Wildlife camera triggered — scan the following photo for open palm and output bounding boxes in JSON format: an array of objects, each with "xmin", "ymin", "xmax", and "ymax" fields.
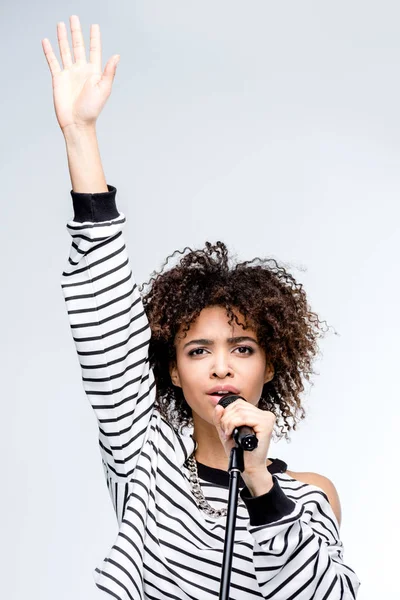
[{"xmin": 42, "ymin": 15, "xmax": 119, "ymax": 131}]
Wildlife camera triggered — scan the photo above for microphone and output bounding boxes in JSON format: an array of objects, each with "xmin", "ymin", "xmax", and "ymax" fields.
[{"xmin": 217, "ymin": 394, "xmax": 258, "ymax": 451}]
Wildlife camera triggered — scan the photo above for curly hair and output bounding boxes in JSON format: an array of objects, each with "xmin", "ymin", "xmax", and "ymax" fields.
[{"xmin": 139, "ymin": 241, "xmax": 332, "ymax": 442}]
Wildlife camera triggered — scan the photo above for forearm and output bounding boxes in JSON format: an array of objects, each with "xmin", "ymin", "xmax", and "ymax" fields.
[{"xmin": 63, "ymin": 124, "xmax": 108, "ymax": 193}]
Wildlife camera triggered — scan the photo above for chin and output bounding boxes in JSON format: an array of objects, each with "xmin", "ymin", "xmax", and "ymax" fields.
[{"xmin": 191, "ymin": 407, "xmax": 215, "ymax": 426}]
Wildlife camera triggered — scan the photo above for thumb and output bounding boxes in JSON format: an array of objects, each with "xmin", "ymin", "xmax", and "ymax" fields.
[
  {"xmin": 99, "ymin": 55, "xmax": 120, "ymax": 88},
  {"xmin": 212, "ymin": 404, "xmax": 225, "ymax": 429}
]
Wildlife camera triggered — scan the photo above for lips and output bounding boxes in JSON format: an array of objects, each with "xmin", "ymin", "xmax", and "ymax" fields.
[
  {"xmin": 206, "ymin": 385, "xmax": 240, "ymax": 405},
  {"xmin": 207, "ymin": 385, "xmax": 240, "ymax": 395}
]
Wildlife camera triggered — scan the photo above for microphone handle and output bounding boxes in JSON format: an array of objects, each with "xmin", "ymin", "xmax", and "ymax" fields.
[{"xmin": 217, "ymin": 395, "xmax": 259, "ymax": 451}]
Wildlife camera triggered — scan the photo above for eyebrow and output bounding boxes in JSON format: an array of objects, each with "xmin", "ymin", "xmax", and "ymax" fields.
[{"xmin": 183, "ymin": 336, "xmax": 258, "ymax": 349}]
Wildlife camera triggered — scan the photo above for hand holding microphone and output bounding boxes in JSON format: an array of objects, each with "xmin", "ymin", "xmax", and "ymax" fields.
[
  {"xmin": 212, "ymin": 395, "xmax": 276, "ymax": 476},
  {"xmin": 217, "ymin": 394, "xmax": 259, "ymax": 450}
]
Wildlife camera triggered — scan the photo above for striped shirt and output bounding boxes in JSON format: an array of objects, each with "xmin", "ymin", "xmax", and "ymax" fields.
[{"xmin": 61, "ymin": 184, "xmax": 361, "ymax": 600}]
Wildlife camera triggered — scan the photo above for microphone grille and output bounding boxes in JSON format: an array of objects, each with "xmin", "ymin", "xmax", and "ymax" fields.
[{"xmin": 217, "ymin": 394, "xmax": 244, "ymax": 408}]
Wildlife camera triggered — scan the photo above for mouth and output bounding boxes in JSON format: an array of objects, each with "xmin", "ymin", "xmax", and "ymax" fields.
[
  {"xmin": 207, "ymin": 393, "xmax": 231, "ymax": 406},
  {"xmin": 206, "ymin": 386, "xmax": 240, "ymax": 405}
]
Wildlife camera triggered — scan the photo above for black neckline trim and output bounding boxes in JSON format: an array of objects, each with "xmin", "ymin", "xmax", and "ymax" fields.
[{"xmin": 196, "ymin": 457, "xmax": 287, "ymax": 488}]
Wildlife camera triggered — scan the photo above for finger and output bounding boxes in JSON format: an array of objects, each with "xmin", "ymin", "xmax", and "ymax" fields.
[
  {"xmin": 214, "ymin": 407, "xmax": 231, "ymax": 442},
  {"xmin": 42, "ymin": 38, "xmax": 62, "ymax": 77},
  {"xmin": 220, "ymin": 411, "xmax": 257, "ymax": 436},
  {"xmin": 57, "ymin": 22, "xmax": 73, "ymax": 69},
  {"xmin": 98, "ymin": 55, "xmax": 120, "ymax": 90},
  {"xmin": 212, "ymin": 404, "xmax": 224, "ymax": 429},
  {"xmin": 70, "ymin": 14, "xmax": 86, "ymax": 63},
  {"xmin": 215, "ymin": 408, "xmax": 232, "ymax": 442},
  {"xmin": 89, "ymin": 23, "xmax": 102, "ymax": 72}
]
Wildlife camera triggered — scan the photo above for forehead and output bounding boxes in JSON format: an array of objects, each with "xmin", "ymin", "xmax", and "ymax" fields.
[{"xmin": 176, "ymin": 305, "xmax": 256, "ymax": 342}]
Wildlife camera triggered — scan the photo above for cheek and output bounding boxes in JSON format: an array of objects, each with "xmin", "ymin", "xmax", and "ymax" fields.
[
  {"xmin": 244, "ymin": 356, "xmax": 266, "ymax": 376},
  {"xmin": 177, "ymin": 358, "xmax": 201, "ymax": 386},
  {"xmin": 179, "ymin": 363, "xmax": 210, "ymax": 400}
]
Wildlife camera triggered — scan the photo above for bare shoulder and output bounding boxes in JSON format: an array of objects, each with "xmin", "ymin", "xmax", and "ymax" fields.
[{"xmin": 285, "ymin": 469, "xmax": 342, "ymax": 528}]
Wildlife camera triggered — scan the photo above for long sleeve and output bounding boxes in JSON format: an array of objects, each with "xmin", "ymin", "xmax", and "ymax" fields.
[
  {"xmin": 61, "ymin": 184, "xmax": 155, "ymax": 481},
  {"xmin": 238, "ymin": 476, "xmax": 361, "ymax": 599}
]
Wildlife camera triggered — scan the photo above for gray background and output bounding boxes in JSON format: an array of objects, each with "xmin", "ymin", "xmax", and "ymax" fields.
[{"xmin": 1, "ymin": 1, "xmax": 398, "ymax": 598}]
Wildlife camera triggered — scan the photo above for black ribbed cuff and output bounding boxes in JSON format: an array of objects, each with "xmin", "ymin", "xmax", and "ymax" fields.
[
  {"xmin": 70, "ymin": 184, "xmax": 119, "ymax": 223},
  {"xmin": 240, "ymin": 475, "xmax": 296, "ymax": 526}
]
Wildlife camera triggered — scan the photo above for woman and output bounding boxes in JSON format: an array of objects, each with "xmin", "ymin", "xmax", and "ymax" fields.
[{"xmin": 42, "ymin": 15, "xmax": 361, "ymax": 599}]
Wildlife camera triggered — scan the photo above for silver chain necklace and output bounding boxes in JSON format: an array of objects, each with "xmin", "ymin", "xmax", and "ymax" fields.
[{"xmin": 186, "ymin": 452, "xmax": 228, "ymax": 518}]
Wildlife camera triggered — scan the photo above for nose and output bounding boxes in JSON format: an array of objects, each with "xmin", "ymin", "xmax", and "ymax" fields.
[{"xmin": 211, "ymin": 351, "xmax": 233, "ymax": 379}]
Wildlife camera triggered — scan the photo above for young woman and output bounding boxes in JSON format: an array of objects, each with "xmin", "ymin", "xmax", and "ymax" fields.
[{"xmin": 42, "ymin": 15, "xmax": 361, "ymax": 600}]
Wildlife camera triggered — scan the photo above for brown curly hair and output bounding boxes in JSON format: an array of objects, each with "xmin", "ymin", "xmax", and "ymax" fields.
[{"xmin": 139, "ymin": 241, "xmax": 332, "ymax": 442}]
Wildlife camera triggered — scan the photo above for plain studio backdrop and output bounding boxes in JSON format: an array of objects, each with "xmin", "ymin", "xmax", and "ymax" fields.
[{"xmin": 1, "ymin": 1, "xmax": 398, "ymax": 598}]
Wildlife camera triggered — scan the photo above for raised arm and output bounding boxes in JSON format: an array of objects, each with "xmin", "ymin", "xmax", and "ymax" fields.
[{"xmin": 42, "ymin": 16, "xmax": 156, "ymax": 484}]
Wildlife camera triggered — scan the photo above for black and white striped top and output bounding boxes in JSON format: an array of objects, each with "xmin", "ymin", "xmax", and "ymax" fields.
[{"xmin": 61, "ymin": 184, "xmax": 361, "ymax": 600}]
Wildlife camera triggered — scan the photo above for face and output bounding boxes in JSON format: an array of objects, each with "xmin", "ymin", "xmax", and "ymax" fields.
[{"xmin": 169, "ymin": 305, "xmax": 274, "ymax": 425}]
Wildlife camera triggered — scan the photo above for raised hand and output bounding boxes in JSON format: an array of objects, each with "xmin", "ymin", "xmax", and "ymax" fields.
[{"xmin": 41, "ymin": 15, "xmax": 120, "ymax": 132}]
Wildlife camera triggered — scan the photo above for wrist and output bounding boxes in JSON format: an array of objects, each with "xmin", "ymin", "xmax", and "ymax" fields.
[
  {"xmin": 63, "ymin": 123, "xmax": 108, "ymax": 193},
  {"xmin": 63, "ymin": 122, "xmax": 97, "ymax": 143},
  {"xmin": 242, "ymin": 471, "xmax": 274, "ymax": 497}
]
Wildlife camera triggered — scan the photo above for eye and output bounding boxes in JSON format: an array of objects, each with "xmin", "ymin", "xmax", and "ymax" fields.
[
  {"xmin": 187, "ymin": 346, "xmax": 255, "ymax": 357},
  {"xmin": 188, "ymin": 348, "xmax": 208, "ymax": 356},
  {"xmin": 234, "ymin": 346, "xmax": 254, "ymax": 355}
]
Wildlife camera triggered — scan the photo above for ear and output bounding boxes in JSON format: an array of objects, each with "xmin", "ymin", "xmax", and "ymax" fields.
[
  {"xmin": 169, "ymin": 361, "xmax": 182, "ymax": 388},
  {"xmin": 264, "ymin": 362, "xmax": 274, "ymax": 384}
]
